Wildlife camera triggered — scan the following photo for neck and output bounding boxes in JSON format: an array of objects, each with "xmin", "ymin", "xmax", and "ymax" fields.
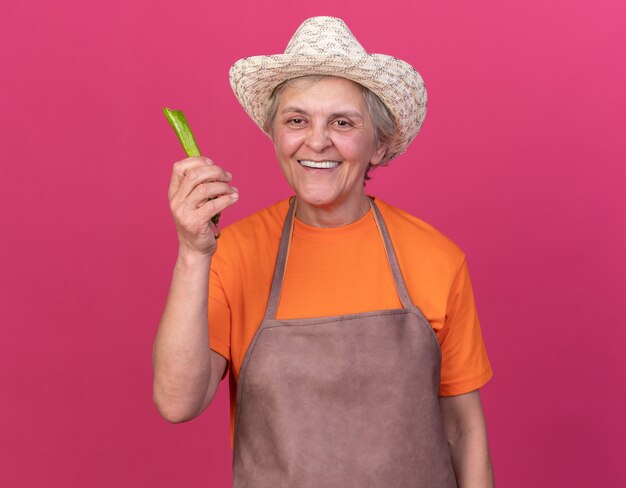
[{"xmin": 294, "ymin": 194, "xmax": 372, "ymax": 228}]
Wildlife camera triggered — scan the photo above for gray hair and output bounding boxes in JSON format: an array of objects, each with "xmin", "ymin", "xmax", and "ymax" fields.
[{"xmin": 263, "ymin": 75, "xmax": 398, "ymax": 179}]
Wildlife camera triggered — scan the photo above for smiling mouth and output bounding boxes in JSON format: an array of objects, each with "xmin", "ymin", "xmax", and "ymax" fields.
[{"xmin": 298, "ymin": 160, "xmax": 341, "ymax": 169}]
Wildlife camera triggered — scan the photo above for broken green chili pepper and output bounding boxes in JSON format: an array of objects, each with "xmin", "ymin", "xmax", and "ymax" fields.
[{"xmin": 163, "ymin": 107, "xmax": 221, "ymax": 238}]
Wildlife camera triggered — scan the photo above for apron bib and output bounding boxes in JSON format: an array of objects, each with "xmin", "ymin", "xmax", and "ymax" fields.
[{"xmin": 232, "ymin": 199, "xmax": 457, "ymax": 487}]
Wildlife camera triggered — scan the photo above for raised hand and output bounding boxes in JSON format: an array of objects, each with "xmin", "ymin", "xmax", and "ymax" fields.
[{"xmin": 168, "ymin": 156, "xmax": 239, "ymax": 257}]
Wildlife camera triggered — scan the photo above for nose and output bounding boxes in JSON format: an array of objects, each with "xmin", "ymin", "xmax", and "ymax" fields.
[{"xmin": 305, "ymin": 122, "xmax": 332, "ymax": 153}]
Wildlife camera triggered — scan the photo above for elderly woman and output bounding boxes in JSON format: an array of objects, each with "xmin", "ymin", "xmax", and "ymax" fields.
[{"xmin": 153, "ymin": 16, "xmax": 494, "ymax": 488}]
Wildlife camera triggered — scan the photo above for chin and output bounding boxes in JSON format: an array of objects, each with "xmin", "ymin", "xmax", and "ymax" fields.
[
  {"xmin": 294, "ymin": 185, "xmax": 339, "ymax": 205},
  {"xmin": 297, "ymin": 195, "xmax": 336, "ymax": 208}
]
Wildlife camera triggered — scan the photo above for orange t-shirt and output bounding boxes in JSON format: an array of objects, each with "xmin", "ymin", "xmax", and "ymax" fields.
[{"xmin": 209, "ymin": 197, "xmax": 493, "ymax": 444}]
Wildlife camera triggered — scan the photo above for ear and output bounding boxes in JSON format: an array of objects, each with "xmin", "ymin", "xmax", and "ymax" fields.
[{"xmin": 370, "ymin": 140, "xmax": 388, "ymax": 167}]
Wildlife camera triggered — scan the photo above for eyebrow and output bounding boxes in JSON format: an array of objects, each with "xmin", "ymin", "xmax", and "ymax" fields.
[{"xmin": 280, "ymin": 106, "xmax": 365, "ymax": 120}]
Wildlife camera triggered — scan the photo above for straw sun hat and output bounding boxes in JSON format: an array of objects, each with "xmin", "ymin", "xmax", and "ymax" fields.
[{"xmin": 229, "ymin": 16, "xmax": 427, "ymax": 161}]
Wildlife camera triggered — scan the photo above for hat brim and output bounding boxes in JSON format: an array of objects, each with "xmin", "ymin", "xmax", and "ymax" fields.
[{"xmin": 229, "ymin": 53, "xmax": 427, "ymax": 161}]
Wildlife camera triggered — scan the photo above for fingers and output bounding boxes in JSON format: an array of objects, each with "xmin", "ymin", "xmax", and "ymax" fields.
[
  {"xmin": 169, "ymin": 157, "xmax": 232, "ymax": 199},
  {"xmin": 175, "ymin": 190, "xmax": 239, "ymax": 239},
  {"xmin": 167, "ymin": 156, "xmax": 239, "ymax": 253},
  {"xmin": 169, "ymin": 157, "xmax": 233, "ymax": 199},
  {"xmin": 179, "ymin": 166, "xmax": 233, "ymax": 202},
  {"xmin": 196, "ymin": 191, "xmax": 239, "ymax": 221},
  {"xmin": 188, "ymin": 181, "xmax": 236, "ymax": 208},
  {"xmin": 175, "ymin": 190, "xmax": 238, "ymax": 254},
  {"xmin": 169, "ymin": 157, "xmax": 210, "ymax": 198}
]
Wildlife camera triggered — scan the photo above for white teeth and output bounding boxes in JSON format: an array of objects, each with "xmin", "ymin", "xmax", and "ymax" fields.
[{"xmin": 299, "ymin": 160, "xmax": 340, "ymax": 169}]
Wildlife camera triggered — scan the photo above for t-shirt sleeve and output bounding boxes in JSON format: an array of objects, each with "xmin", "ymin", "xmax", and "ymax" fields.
[
  {"xmin": 438, "ymin": 257, "xmax": 493, "ymax": 396},
  {"xmin": 208, "ymin": 262, "xmax": 231, "ymax": 368}
]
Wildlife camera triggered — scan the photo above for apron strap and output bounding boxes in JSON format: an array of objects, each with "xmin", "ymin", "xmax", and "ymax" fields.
[
  {"xmin": 369, "ymin": 199, "xmax": 414, "ymax": 310},
  {"xmin": 264, "ymin": 198, "xmax": 297, "ymax": 321},
  {"xmin": 264, "ymin": 197, "xmax": 414, "ymax": 320}
]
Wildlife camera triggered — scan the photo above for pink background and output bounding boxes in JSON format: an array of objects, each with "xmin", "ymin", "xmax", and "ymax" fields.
[{"xmin": 1, "ymin": 0, "xmax": 624, "ymax": 486}]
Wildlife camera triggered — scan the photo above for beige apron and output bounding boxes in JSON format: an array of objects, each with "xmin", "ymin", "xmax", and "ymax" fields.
[{"xmin": 233, "ymin": 199, "xmax": 457, "ymax": 487}]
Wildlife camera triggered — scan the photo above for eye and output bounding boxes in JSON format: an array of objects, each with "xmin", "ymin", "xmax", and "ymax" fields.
[
  {"xmin": 287, "ymin": 117, "xmax": 305, "ymax": 125},
  {"xmin": 333, "ymin": 119, "xmax": 352, "ymax": 129}
]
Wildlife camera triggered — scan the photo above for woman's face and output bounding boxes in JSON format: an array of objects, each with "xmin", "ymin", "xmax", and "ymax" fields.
[{"xmin": 272, "ymin": 76, "xmax": 387, "ymax": 226}]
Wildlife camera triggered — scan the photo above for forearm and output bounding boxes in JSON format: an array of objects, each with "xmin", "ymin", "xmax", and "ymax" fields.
[
  {"xmin": 448, "ymin": 424, "xmax": 494, "ymax": 488},
  {"xmin": 153, "ymin": 251, "xmax": 213, "ymax": 422}
]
